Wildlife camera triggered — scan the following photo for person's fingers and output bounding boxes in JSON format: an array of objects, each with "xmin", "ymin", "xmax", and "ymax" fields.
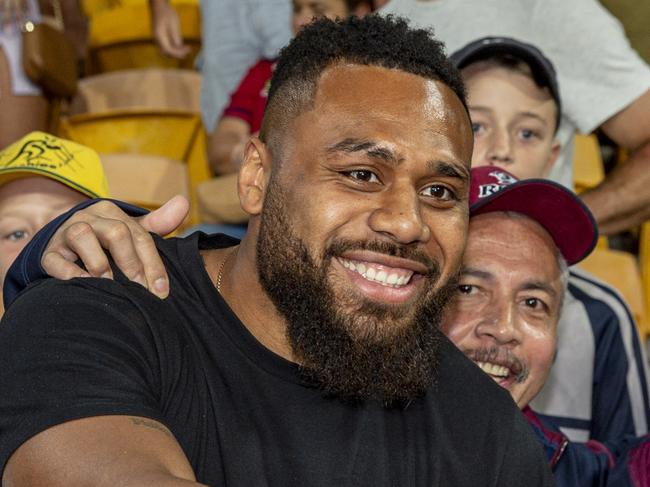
[
  {"xmin": 130, "ymin": 226, "xmax": 170, "ymax": 299},
  {"xmin": 168, "ymin": 19, "xmax": 184, "ymax": 49},
  {"xmin": 52, "ymin": 221, "xmax": 114, "ymax": 279},
  {"xmin": 39, "ymin": 200, "xmax": 171, "ymax": 298},
  {"xmin": 155, "ymin": 25, "xmax": 175, "ymax": 57},
  {"xmin": 156, "ymin": 21, "xmax": 190, "ymax": 59},
  {"xmin": 82, "ymin": 211, "xmax": 169, "ymax": 298},
  {"xmin": 138, "ymin": 195, "xmax": 189, "ymax": 235},
  {"xmin": 41, "ymin": 251, "xmax": 91, "ymax": 280}
]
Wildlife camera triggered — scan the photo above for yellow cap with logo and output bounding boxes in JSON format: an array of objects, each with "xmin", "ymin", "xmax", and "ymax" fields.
[{"xmin": 0, "ymin": 131, "xmax": 110, "ymax": 198}]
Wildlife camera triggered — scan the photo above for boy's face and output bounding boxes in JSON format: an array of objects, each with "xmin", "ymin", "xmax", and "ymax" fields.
[
  {"xmin": 462, "ymin": 61, "xmax": 560, "ymax": 180},
  {"xmin": 0, "ymin": 177, "xmax": 86, "ymax": 288},
  {"xmin": 292, "ymin": 0, "xmax": 351, "ymax": 33}
]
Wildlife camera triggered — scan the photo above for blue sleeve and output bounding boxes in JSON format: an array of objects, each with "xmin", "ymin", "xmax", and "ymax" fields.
[
  {"xmin": 589, "ymin": 299, "xmax": 637, "ymax": 441},
  {"xmin": 3, "ymin": 199, "xmax": 149, "ymax": 309},
  {"xmin": 527, "ymin": 409, "xmax": 646, "ymax": 487},
  {"xmin": 582, "ymin": 285, "xmax": 650, "ymax": 442}
]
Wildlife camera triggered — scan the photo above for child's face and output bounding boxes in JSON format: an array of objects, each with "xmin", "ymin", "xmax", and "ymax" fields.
[
  {"xmin": 462, "ymin": 62, "xmax": 560, "ymax": 180},
  {"xmin": 0, "ymin": 177, "xmax": 87, "ymax": 289},
  {"xmin": 292, "ymin": 0, "xmax": 350, "ymax": 33}
]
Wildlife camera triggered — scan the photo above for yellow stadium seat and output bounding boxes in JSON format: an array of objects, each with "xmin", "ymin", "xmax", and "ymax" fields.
[
  {"xmin": 640, "ymin": 222, "xmax": 650, "ymax": 340},
  {"xmin": 573, "ymin": 134, "xmax": 605, "ymax": 194},
  {"xmin": 59, "ymin": 109, "xmax": 211, "ymax": 225},
  {"xmin": 573, "ymin": 133, "xmax": 608, "ymax": 250},
  {"xmin": 81, "ymin": 0, "xmax": 198, "ymax": 16},
  {"xmin": 86, "ymin": 2, "xmax": 201, "ymax": 73},
  {"xmin": 102, "ymin": 153, "xmax": 189, "ymax": 213},
  {"xmin": 69, "ymin": 68, "xmax": 201, "ymax": 115},
  {"xmin": 578, "ymin": 247, "xmax": 647, "ymax": 342}
]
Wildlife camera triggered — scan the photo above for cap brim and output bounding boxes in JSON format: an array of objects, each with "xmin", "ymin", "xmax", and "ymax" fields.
[
  {"xmin": 0, "ymin": 168, "xmax": 101, "ymax": 199},
  {"xmin": 470, "ymin": 178, "xmax": 598, "ymax": 265}
]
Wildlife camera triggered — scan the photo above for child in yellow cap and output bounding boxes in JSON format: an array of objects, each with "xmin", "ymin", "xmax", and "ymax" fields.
[{"xmin": 0, "ymin": 131, "xmax": 109, "ymax": 314}]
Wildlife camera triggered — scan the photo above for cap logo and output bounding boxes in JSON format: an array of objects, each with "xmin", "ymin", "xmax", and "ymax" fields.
[
  {"xmin": 2, "ymin": 134, "xmax": 78, "ymax": 172},
  {"xmin": 477, "ymin": 170, "xmax": 517, "ymax": 199}
]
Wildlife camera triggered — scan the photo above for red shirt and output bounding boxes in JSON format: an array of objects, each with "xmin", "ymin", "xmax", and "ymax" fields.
[{"xmin": 222, "ymin": 59, "xmax": 274, "ymax": 133}]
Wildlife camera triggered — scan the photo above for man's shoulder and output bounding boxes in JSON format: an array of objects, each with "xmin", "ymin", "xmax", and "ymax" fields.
[
  {"xmin": 432, "ymin": 338, "xmax": 553, "ymax": 482},
  {"xmin": 433, "ymin": 334, "xmax": 519, "ymax": 416}
]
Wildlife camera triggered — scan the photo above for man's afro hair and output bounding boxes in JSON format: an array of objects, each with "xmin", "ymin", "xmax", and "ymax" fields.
[{"xmin": 267, "ymin": 14, "xmax": 466, "ymax": 108}]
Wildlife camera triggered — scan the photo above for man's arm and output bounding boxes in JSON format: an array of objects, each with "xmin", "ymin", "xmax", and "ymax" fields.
[
  {"xmin": 3, "ymin": 196, "xmax": 188, "ymax": 307},
  {"xmin": 208, "ymin": 116, "xmax": 250, "ymax": 175},
  {"xmin": 498, "ymin": 409, "xmax": 555, "ymax": 486},
  {"xmin": 4, "ymin": 416, "xmax": 206, "ymax": 487},
  {"xmin": 0, "ymin": 276, "xmax": 204, "ymax": 486},
  {"xmin": 580, "ymin": 89, "xmax": 650, "ymax": 235},
  {"xmin": 149, "ymin": 0, "xmax": 190, "ymax": 59}
]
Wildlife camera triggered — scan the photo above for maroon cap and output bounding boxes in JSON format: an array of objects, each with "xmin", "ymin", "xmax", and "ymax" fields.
[{"xmin": 469, "ymin": 166, "xmax": 598, "ymax": 265}]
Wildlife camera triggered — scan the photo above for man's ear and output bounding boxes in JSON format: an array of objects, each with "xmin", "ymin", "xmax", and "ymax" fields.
[
  {"xmin": 543, "ymin": 139, "xmax": 561, "ymax": 177},
  {"xmin": 239, "ymin": 137, "xmax": 272, "ymax": 216}
]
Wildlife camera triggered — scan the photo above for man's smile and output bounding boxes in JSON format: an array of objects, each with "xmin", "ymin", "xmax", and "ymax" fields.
[
  {"xmin": 334, "ymin": 252, "xmax": 431, "ymax": 304},
  {"xmin": 465, "ymin": 348, "xmax": 528, "ymax": 389},
  {"xmin": 338, "ymin": 257, "xmax": 414, "ymax": 287},
  {"xmin": 474, "ymin": 360, "xmax": 514, "ymax": 387}
]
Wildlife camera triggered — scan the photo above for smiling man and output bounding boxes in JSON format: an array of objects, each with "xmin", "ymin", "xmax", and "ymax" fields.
[
  {"xmin": 0, "ymin": 16, "xmax": 552, "ymax": 486},
  {"xmin": 442, "ymin": 165, "xmax": 650, "ymax": 486}
]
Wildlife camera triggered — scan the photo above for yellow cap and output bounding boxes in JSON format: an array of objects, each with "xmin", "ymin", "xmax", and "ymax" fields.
[{"xmin": 0, "ymin": 131, "xmax": 110, "ymax": 198}]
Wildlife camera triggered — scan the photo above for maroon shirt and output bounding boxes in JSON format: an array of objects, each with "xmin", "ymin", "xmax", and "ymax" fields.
[{"xmin": 222, "ymin": 59, "xmax": 274, "ymax": 133}]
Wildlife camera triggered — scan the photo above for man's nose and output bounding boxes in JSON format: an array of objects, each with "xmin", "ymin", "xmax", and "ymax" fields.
[
  {"xmin": 475, "ymin": 301, "xmax": 521, "ymax": 346},
  {"xmin": 368, "ymin": 186, "xmax": 431, "ymax": 245}
]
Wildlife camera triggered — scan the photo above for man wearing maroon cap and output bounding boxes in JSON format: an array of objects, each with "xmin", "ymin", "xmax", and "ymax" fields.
[
  {"xmin": 442, "ymin": 165, "xmax": 650, "ymax": 487},
  {"xmin": 450, "ymin": 37, "xmax": 650, "ymax": 445}
]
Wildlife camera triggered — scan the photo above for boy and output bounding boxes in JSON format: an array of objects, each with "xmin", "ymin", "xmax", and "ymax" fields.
[{"xmin": 0, "ymin": 131, "xmax": 109, "ymax": 314}]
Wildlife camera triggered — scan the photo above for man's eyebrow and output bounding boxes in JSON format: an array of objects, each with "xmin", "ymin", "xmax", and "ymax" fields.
[
  {"xmin": 326, "ymin": 138, "xmax": 400, "ymax": 165},
  {"xmin": 427, "ymin": 160, "xmax": 470, "ymax": 181},
  {"xmin": 460, "ymin": 267, "xmax": 493, "ymax": 280},
  {"xmin": 520, "ymin": 280, "xmax": 558, "ymax": 298}
]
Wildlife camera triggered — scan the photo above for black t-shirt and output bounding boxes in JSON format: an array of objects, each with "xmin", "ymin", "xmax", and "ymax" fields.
[{"xmin": 0, "ymin": 233, "xmax": 554, "ymax": 486}]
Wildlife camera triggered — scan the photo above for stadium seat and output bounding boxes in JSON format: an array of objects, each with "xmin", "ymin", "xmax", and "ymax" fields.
[
  {"xmin": 573, "ymin": 133, "xmax": 608, "ymax": 250},
  {"xmin": 81, "ymin": 0, "xmax": 198, "ymax": 16},
  {"xmin": 579, "ymin": 247, "xmax": 647, "ymax": 342},
  {"xmin": 573, "ymin": 134, "xmax": 605, "ymax": 194},
  {"xmin": 69, "ymin": 68, "xmax": 201, "ymax": 114},
  {"xmin": 59, "ymin": 109, "xmax": 211, "ymax": 225},
  {"xmin": 85, "ymin": 1, "xmax": 201, "ymax": 73},
  {"xmin": 102, "ymin": 153, "xmax": 189, "ymax": 212}
]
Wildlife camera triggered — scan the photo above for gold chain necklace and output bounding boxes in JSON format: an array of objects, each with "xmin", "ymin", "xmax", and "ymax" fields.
[{"xmin": 216, "ymin": 247, "xmax": 236, "ymax": 294}]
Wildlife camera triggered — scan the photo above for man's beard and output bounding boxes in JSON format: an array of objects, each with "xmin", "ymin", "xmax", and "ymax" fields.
[{"xmin": 256, "ymin": 181, "xmax": 457, "ymax": 406}]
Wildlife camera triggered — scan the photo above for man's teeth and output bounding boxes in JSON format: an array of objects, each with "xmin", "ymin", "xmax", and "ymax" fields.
[
  {"xmin": 476, "ymin": 361, "xmax": 509, "ymax": 378},
  {"xmin": 339, "ymin": 258, "xmax": 413, "ymax": 288}
]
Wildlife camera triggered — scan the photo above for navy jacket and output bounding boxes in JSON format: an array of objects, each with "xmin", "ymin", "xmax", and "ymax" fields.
[{"xmin": 525, "ymin": 407, "xmax": 650, "ymax": 486}]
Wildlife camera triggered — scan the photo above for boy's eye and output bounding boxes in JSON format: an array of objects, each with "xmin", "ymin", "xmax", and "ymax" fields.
[
  {"xmin": 471, "ymin": 122, "xmax": 485, "ymax": 135},
  {"xmin": 519, "ymin": 128, "xmax": 538, "ymax": 140},
  {"xmin": 5, "ymin": 230, "xmax": 28, "ymax": 242},
  {"xmin": 346, "ymin": 170, "xmax": 380, "ymax": 183}
]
